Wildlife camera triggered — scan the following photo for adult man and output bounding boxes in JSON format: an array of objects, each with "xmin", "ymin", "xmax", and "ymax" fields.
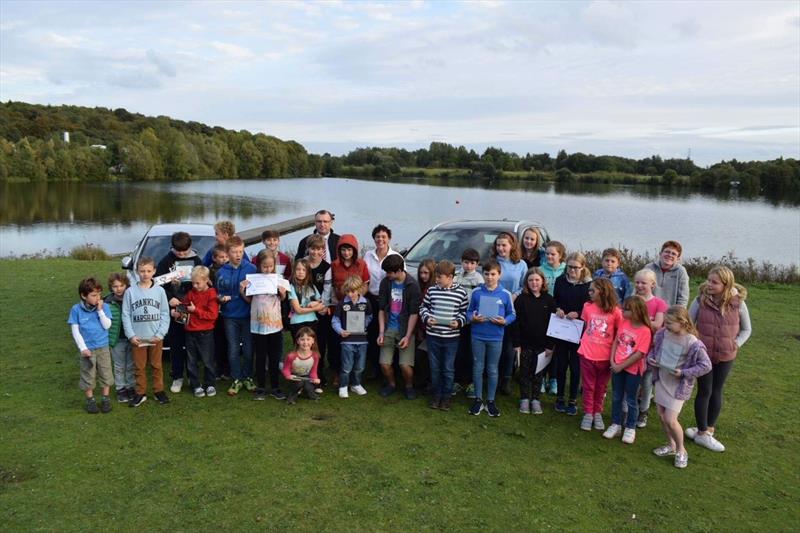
[{"xmin": 297, "ymin": 210, "xmax": 340, "ymax": 262}]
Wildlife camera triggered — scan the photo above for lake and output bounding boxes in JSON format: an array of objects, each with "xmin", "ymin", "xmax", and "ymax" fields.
[{"xmin": 1, "ymin": 178, "xmax": 798, "ymax": 266}]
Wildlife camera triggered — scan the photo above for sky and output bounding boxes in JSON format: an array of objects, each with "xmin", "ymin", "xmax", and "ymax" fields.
[{"xmin": 1, "ymin": 0, "xmax": 798, "ymax": 165}]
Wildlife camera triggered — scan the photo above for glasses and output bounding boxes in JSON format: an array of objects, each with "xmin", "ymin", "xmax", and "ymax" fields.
[
  {"xmin": 661, "ymin": 250, "xmax": 680, "ymax": 257},
  {"xmin": 566, "ymin": 265, "xmax": 581, "ymax": 270}
]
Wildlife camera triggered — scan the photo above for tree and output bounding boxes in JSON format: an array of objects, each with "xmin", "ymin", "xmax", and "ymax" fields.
[{"xmin": 237, "ymin": 140, "xmax": 262, "ymax": 179}]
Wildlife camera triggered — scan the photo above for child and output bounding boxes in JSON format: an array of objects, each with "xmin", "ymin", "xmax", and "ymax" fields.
[
  {"xmin": 377, "ymin": 254, "xmax": 422, "ymax": 400},
  {"xmin": 252, "ymin": 229, "xmax": 292, "ymax": 279},
  {"xmin": 415, "ymin": 257, "xmax": 436, "ymax": 391},
  {"xmin": 331, "ymin": 276, "xmax": 373, "ymax": 398},
  {"xmin": 552, "ymin": 252, "xmax": 592, "ymax": 415},
  {"xmin": 467, "ymin": 260, "xmax": 516, "ymax": 417},
  {"xmin": 122, "ymin": 257, "xmax": 171, "ymax": 407},
  {"xmin": 645, "ymin": 240, "xmax": 690, "ymax": 307},
  {"xmin": 68, "ymin": 278, "xmax": 114, "ymax": 414},
  {"xmin": 454, "ymin": 248, "xmax": 483, "ymax": 398},
  {"xmin": 633, "ymin": 268, "xmax": 668, "ymax": 428},
  {"xmin": 419, "ymin": 260, "xmax": 469, "ymax": 411},
  {"xmin": 240, "ymin": 250, "xmax": 287, "ymax": 401},
  {"xmin": 593, "ymin": 247, "xmax": 632, "ymax": 305},
  {"xmin": 105, "ymin": 273, "xmax": 135, "ymax": 403},
  {"xmin": 156, "ymin": 231, "xmax": 203, "ymax": 394},
  {"xmin": 519, "ymin": 227, "xmax": 545, "ymax": 268},
  {"xmin": 203, "ymin": 220, "xmax": 249, "ymax": 266},
  {"xmin": 417, "ymin": 259, "xmax": 436, "ymax": 296},
  {"xmin": 512, "ymin": 268, "xmax": 556, "ymax": 415},
  {"xmin": 577, "ymin": 278, "xmax": 622, "ymax": 431},
  {"xmin": 282, "ymin": 327, "xmax": 321, "ymax": 405},
  {"xmin": 648, "ymin": 306, "xmax": 711, "ymax": 468},
  {"xmin": 686, "ymin": 266, "xmax": 752, "ymax": 453},
  {"xmin": 209, "ymin": 244, "xmax": 230, "ymax": 380},
  {"xmin": 288, "ymin": 258, "xmax": 325, "ymax": 340},
  {"xmin": 215, "ymin": 236, "xmax": 257, "ymax": 396},
  {"xmin": 305, "ymin": 234, "xmax": 333, "ymax": 391},
  {"xmin": 603, "ymin": 296, "xmax": 652, "ymax": 444},
  {"xmin": 182, "ymin": 266, "xmax": 219, "ymax": 398},
  {"xmin": 541, "ymin": 241, "xmax": 567, "ymax": 297},
  {"xmin": 209, "ymin": 244, "xmax": 228, "ymax": 284}
]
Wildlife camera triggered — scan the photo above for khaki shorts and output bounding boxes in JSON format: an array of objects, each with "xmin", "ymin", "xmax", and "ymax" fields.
[
  {"xmin": 79, "ymin": 346, "xmax": 114, "ymax": 391},
  {"xmin": 379, "ymin": 329, "xmax": 416, "ymax": 367}
]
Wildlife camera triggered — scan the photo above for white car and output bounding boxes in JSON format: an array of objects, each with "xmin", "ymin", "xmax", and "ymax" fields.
[{"xmin": 121, "ymin": 223, "xmax": 217, "ymax": 282}]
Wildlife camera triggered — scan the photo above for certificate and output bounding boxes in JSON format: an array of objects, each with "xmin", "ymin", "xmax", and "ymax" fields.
[
  {"xmin": 432, "ymin": 304, "xmax": 456, "ymax": 324},
  {"xmin": 478, "ymin": 296, "xmax": 503, "ymax": 319},
  {"xmin": 546, "ymin": 314, "xmax": 584, "ymax": 344},
  {"xmin": 346, "ymin": 311, "xmax": 366, "ymax": 333},
  {"xmin": 535, "ymin": 350, "xmax": 552, "ymax": 374},
  {"xmin": 154, "ymin": 270, "xmax": 183, "ymax": 286},
  {"xmin": 173, "ymin": 262, "xmax": 194, "ymax": 282},
  {"xmin": 245, "ymin": 274, "xmax": 279, "ymax": 296}
]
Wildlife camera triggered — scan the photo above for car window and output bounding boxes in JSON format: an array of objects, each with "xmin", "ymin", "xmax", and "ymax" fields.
[
  {"xmin": 139, "ymin": 235, "xmax": 216, "ymax": 264},
  {"xmin": 405, "ymin": 229, "xmax": 502, "ymax": 264}
]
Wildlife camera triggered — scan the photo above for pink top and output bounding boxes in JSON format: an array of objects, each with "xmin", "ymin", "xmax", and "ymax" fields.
[
  {"xmin": 578, "ymin": 302, "xmax": 623, "ymax": 361},
  {"xmin": 612, "ymin": 319, "xmax": 653, "ymax": 375},
  {"xmin": 644, "ymin": 296, "xmax": 668, "ymax": 323},
  {"xmin": 281, "ymin": 351, "xmax": 320, "ymax": 381}
]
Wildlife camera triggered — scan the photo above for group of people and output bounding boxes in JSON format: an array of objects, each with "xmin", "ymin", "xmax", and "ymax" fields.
[{"xmin": 68, "ymin": 210, "xmax": 752, "ymax": 468}]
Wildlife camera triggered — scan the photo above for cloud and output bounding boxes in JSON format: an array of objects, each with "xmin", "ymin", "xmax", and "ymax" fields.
[
  {"xmin": 146, "ymin": 50, "xmax": 177, "ymax": 77},
  {"xmin": 210, "ymin": 41, "xmax": 256, "ymax": 60}
]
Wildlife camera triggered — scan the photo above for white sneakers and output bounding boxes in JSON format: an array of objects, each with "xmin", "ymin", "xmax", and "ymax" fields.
[
  {"xmin": 338, "ymin": 387, "xmax": 349, "ymax": 399},
  {"xmin": 603, "ymin": 424, "xmax": 622, "ymax": 439},
  {"xmin": 350, "ymin": 385, "xmax": 367, "ymax": 396},
  {"xmin": 170, "ymin": 378, "xmax": 183, "ymax": 393},
  {"xmin": 685, "ymin": 426, "xmax": 698, "ymax": 440},
  {"xmin": 580, "ymin": 413, "xmax": 593, "ymax": 431},
  {"xmin": 193, "ymin": 387, "xmax": 205, "ymax": 398},
  {"xmin": 593, "ymin": 413, "xmax": 605, "ymax": 431},
  {"xmin": 695, "ymin": 433, "xmax": 726, "ymax": 452},
  {"xmin": 622, "ymin": 428, "xmax": 636, "ymax": 444}
]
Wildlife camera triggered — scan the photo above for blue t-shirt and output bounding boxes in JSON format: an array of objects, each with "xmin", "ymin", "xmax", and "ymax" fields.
[
  {"xmin": 67, "ymin": 302, "xmax": 112, "ymax": 350},
  {"xmin": 288, "ymin": 284, "xmax": 321, "ymax": 325},
  {"xmin": 387, "ymin": 280, "xmax": 404, "ymax": 331}
]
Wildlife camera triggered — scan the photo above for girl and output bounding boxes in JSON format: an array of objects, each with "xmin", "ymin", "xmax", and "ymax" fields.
[
  {"xmin": 287, "ymin": 258, "xmax": 325, "ymax": 341},
  {"xmin": 577, "ymin": 278, "xmax": 622, "ymax": 431},
  {"xmin": 417, "ymin": 258, "xmax": 436, "ymax": 296},
  {"xmin": 512, "ymin": 268, "xmax": 555, "ymax": 415},
  {"xmin": 415, "ymin": 258, "xmax": 436, "ymax": 392},
  {"xmin": 540, "ymin": 241, "xmax": 567, "ymax": 297},
  {"xmin": 281, "ymin": 327, "xmax": 321, "ymax": 405},
  {"xmin": 647, "ymin": 306, "xmax": 711, "ymax": 468},
  {"xmin": 490, "ymin": 232, "xmax": 527, "ymax": 395},
  {"xmin": 240, "ymin": 250, "xmax": 287, "ymax": 401},
  {"xmin": 519, "ymin": 227, "xmax": 545, "ymax": 268},
  {"xmin": 686, "ymin": 266, "xmax": 752, "ymax": 453},
  {"xmin": 633, "ymin": 268, "xmax": 668, "ymax": 428},
  {"xmin": 552, "ymin": 252, "xmax": 592, "ymax": 415},
  {"xmin": 603, "ymin": 296, "xmax": 652, "ymax": 444}
]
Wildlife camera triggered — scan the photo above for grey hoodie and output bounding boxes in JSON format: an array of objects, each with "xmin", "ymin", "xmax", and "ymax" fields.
[
  {"xmin": 645, "ymin": 261, "xmax": 690, "ymax": 307},
  {"xmin": 122, "ymin": 281, "xmax": 170, "ymax": 340}
]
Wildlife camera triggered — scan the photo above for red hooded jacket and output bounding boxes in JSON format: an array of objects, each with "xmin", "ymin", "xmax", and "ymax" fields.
[{"xmin": 331, "ymin": 234, "xmax": 370, "ymax": 306}]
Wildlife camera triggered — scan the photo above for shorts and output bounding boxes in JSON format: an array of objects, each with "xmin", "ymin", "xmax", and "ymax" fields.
[
  {"xmin": 379, "ymin": 329, "xmax": 416, "ymax": 366},
  {"xmin": 79, "ymin": 346, "xmax": 114, "ymax": 391}
]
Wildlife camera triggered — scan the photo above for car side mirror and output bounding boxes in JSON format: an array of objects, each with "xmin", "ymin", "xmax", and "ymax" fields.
[{"xmin": 121, "ymin": 256, "xmax": 133, "ymax": 270}]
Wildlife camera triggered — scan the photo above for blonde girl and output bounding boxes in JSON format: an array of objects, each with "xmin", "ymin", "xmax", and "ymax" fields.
[
  {"xmin": 647, "ymin": 306, "xmax": 711, "ymax": 468},
  {"xmin": 633, "ymin": 268, "xmax": 669, "ymax": 428},
  {"xmin": 519, "ymin": 227, "xmax": 544, "ymax": 268},
  {"xmin": 686, "ymin": 266, "xmax": 752, "ymax": 453}
]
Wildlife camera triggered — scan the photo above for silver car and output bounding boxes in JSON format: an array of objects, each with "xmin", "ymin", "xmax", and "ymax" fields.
[{"xmin": 121, "ymin": 223, "xmax": 217, "ymax": 282}]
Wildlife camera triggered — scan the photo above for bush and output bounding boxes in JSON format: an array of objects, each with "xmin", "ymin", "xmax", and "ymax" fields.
[{"xmin": 69, "ymin": 244, "xmax": 110, "ymax": 261}]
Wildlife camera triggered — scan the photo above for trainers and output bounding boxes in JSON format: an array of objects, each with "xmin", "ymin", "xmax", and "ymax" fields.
[
  {"xmin": 674, "ymin": 450, "xmax": 689, "ymax": 468},
  {"xmin": 218, "ymin": 374, "xmax": 231, "ymax": 381},
  {"xmin": 428, "ymin": 397, "xmax": 440, "ymax": 410},
  {"xmin": 379, "ymin": 385, "xmax": 396, "ymax": 397},
  {"xmin": 580, "ymin": 413, "xmax": 593, "ymax": 431},
  {"xmin": 566, "ymin": 403, "xmax": 578, "ymax": 416},
  {"xmin": 652, "ymin": 444, "xmax": 676, "ymax": 457},
  {"xmin": 339, "ymin": 387, "xmax": 349, "ymax": 399},
  {"xmin": 205, "ymin": 386, "xmax": 217, "ymax": 397},
  {"xmin": 469, "ymin": 399, "xmax": 484, "ymax": 416},
  {"xmin": 155, "ymin": 391, "xmax": 170, "ymax": 404},
  {"xmin": 194, "ymin": 387, "xmax": 206, "ymax": 398},
  {"xmin": 531, "ymin": 400, "xmax": 543, "ymax": 415},
  {"xmin": 548, "ymin": 378, "xmax": 558, "ymax": 395},
  {"xmin": 227, "ymin": 380, "xmax": 242, "ymax": 396},
  {"xmin": 637, "ymin": 412, "xmax": 648, "ymax": 428},
  {"xmin": 116, "ymin": 389, "xmax": 129, "ymax": 403},
  {"xmin": 622, "ymin": 428, "xmax": 636, "ymax": 444},
  {"xmin": 519, "ymin": 399, "xmax": 531, "ymax": 414},
  {"xmin": 439, "ymin": 397, "xmax": 452, "ymax": 411},
  {"xmin": 465, "ymin": 383, "xmax": 476, "ymax": 399},
  {"xmin": 350, "ymin": 385, "xmax": 367, "ymax": 396},
  {"xmin": 253, "ymin": 389, "xmax": 266, "ymax": 401},
  {"xmin": 243, "ymin": 378, "xmax": 256, "ymax": 392},
  {"xmin": 593, "ymin": 413, "xmax": 605, "ymax": 431},
  {"xmin": 554, "ymin": 399, "xmax": 566, "ymax": 413},
  {"xmin": 685, "ymin": 427, "xmax": 699, "ymax": 440},
  {"xmin": 170, "ymin": 378, "xmax": 183, "ymax": 394},
  {"xmin": 100, "ymin": 396, "xmax": 112, "ymax": 413},
  {"xmin": 486, "ymin": 401, "xmax": 501, "ymax": 417},
  {"xmin": 270, "ymin": 388, "xmax": 287, "ymax": 400},
  {"xmin": 603, "ymin": 424, "xmax": 622, "ymax": 439},
  {"xmin": 695, "ymin": 433, "xmax": 726, "ymax": 452},
  {"xmin": 452, "ymin": 383, "xmax": 463, "ymax": 397},
  {"xmin": 86, "ymin": 397, "xmax": 99, "ymax": 414},
  {"xmin": 314, "ymin": 387, "xmax": 324, "ymax": 395},
  {"xmin": 404, "ymin": 387, "xmax": 417, "ymax": 400},
  {"xmin": 540, "ymin": 382, "xmax": 546, "ymax": 394},
  {"xmin": 129, "ymin": 394, "xmax": 147, "ymax": 407}
]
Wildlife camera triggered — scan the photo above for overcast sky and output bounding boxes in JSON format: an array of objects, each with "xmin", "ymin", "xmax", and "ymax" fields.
[{"xmin": 1, "ymin": 0, "xmax": 798, "ymax": 165}]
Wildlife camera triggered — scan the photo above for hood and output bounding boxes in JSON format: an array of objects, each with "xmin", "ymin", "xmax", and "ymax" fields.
[
  {"xmin": 170, "ymin": 248, "xmax": 198, "ymax": 259},
  {"xmin": 337, "ymin": 234, "xmax": 360, "ymax": 259}
]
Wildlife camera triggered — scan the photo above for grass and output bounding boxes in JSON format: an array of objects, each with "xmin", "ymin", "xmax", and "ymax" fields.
[{"xmin": 1, "ymin": 258, "xmax": 798, "ymax": 531}]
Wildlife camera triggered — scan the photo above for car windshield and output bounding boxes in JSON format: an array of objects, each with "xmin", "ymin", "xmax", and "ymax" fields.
[
  {"xmin": 140, "ymin": 235, "xmax": 216, "ymax": 263},
  {"xmin": 404, "ymin": 228, "xmax": 503, "ymax": 264}
]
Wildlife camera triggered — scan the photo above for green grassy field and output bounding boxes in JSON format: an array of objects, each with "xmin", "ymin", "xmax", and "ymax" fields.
[{"xmin": 1, "ymin": 259, "xmax": 798, "ymax": 531}]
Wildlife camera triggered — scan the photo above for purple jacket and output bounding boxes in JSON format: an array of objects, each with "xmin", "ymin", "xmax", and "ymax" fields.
[{"xmin": 647, "ymin": 330, "xmax": 711, "ymax": 401}]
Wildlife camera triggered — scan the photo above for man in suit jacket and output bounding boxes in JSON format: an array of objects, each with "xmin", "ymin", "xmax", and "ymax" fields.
[{"xmin": 297, "ymin": 209, "xmax": 340, "ymax": 262}]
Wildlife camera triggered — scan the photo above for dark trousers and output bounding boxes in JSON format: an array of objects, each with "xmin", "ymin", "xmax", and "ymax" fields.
[
  {"xmin": 166, "ymin": 320, "xmax": 187, "ymax": 380},
  {"xmin": 287, "ymin": 379, "xmax": 319, "ymax": 402},
  {"xmin": 499, "ymin": 325, "xmax": 516, "ymax": 379},
  {"xmin": 254, "ymin": 331, "xmax": 283, "ymax": 391},
  {"xmin": 695, "ymin": 360, "xmax": 734, "ymax": 431},
  {"xmin": 555, "ymin": 340, "xmax": 581, "ymax": 403},
  {"xmin": 327, "ymin": 327, "xmax": 342, "ymax": 381},
  {"xmin": 366, "ymin": 293, "xmax": 381, "ymax": 377},
  {"xmin": 455, "ymin": 325, "xmax": 473, "ymax": 386},
  {"xmin": 213, "ymin": 317, "xmax": 229, "ymax": 378},
  {"xmin": 185, "ymin": 330, "xmax": 216, "ymax": 389},
  {"xmin": 519, "ymin": 348, "xmax": 545, "ymax": 401},
  {"xmin": 316, "ymin": 313, "xmax": 332, "ymax": 384}
]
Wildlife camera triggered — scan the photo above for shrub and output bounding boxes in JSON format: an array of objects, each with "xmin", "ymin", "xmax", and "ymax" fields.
[{"xmin": 69, "ymin": 244, "xmax": 110, "ymax": 261}]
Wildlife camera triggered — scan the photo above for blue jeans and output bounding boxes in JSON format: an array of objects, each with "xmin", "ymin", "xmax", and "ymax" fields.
[
  {"xmin": 224, "ymin": 317, "xmax": 253, "ymax": 381},
  {"xmin": 612, "ymin": 371, "xmax": 641, "ymax": 428},
  {"xmin": 471, "ymin": 338, "xmax": 503, "ymax": 402},
  {"xmin": 427, "ymin": 336, "xmax": 459, "ymax": 398},
  {"xmin": 340, "ymin": 343, "xmax": 367, "ymax": 388}
]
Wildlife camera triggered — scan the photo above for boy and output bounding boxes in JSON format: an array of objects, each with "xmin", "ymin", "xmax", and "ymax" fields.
[
  {"xmin": 305, "ymin": 234, "xmax": 333, "ymax": 390},
  {"xmin": 594, "ymin": 247, "xmax": 632, "ymax": 304},
  {"xmin": 182, "ymin": 266, "xmax": 219, "ymax": 398},
  {"xmin": 122, "ymin": 257, "xmax": 171, "ymax": 407},
  {"xmin": 419, "ymin": 260, "xmax": 469, "ymax": 411},
  {"xmin": 209, "ymin": 243, "xmax": 230, "ymax": 379},
  {"xmin": 331, "ymin": 275, "xmax": 373, "ymax": 399},
  {"xmin": 377, "ymin": 254, "xmax": 422, "ymax": 400},
  {"xmin": 156, "ymin": 231, "xmax": 203, "ymax": 394},
  {"xmin": 203, "ymin": 220, "xmax": 249, "ymax": 267},
  {"xmin": 68, "ymin": 278, "xmax": 114, "ymax": 414},
  {"xmin": 105, "ymin": 273, "xmax": 135, "ymax": 403},
  {"xmin": 252, "ymin": 229, "xmax": 292, "ymax": 279},
  {"xmin": 215, "ymin": 236, "xmax": 257, "ymax": 395},
  {"xmin": 645, "ymin": 240, "xmax": 690, "ymax": 307},
  {"xmin": 454, "ymin": 248, "xmax": 484, "ymax": 398}
]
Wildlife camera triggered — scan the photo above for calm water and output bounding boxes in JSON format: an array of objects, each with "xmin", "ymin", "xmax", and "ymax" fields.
[{"xmin": 1, "ymin": 178, "xmax": 798, "ymax": 265}]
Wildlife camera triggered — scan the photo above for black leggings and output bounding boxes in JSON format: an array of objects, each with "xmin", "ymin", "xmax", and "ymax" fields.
[
  {"xmin": 254, "ymin": 332, "xmax": 283, "ymax": 391},
  {"xmin": 555, "ymin": 340, "xmax": 580, "ymax": 403},
  {"xmin": 694, "ymin": 360, "xmax": 734, "ymax": 431}
]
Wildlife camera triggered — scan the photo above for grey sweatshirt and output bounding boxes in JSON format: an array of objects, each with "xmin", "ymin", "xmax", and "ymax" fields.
[
  {"xmin": 122, "ymin": 281, "xmax": 170, "ymax": 340},
  {"xmin": 645, "ymin": 261, "xmax": 690, "ymax": 307}
]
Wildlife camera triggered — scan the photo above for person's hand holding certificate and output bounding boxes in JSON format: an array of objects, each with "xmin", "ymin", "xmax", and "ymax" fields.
[
  {"xmin": 546, "ymin": 313, "xmax": 584, "ymax": 344},
  {"xmin": 245, "ymin": 274, "xmax": 279, "ymax": 296}
]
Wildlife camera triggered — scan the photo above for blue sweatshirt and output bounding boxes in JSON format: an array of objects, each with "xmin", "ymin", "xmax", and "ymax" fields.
[
  {"xmin": 467, "ymin": 284, "xmax": 516, "ymax": 342},
  {"xmin": 496, "ymin": 257, "xmax": 527, "ymax": 296},
  {"xmin": 215, "ymin": 261, "xmax": 257, "ymax": 319},
  {"xmin": 593, "ymin": 268, "xmax": 632, "ymax": 304}
]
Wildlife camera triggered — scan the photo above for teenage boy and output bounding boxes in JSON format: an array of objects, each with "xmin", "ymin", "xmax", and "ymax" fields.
[
  {"xmin": 593, "ymin": 247, "xmax": 632, "ymax": 304},
  {"xmin": 203, "ymin": 220, "xmax": 249, "ymax": 267},
  {"xmin": 252, "ymin": 229, "xmax": 292, "ymax": 279},
  {"xmin": 645, "ymin": 240, "xmax": 690, "ymax": 306},
  {"xmin": 305, "ymin": 234, "xmax": 333, "ymax": 389},
  {"xmin": 377, "ymin": 254, "xmax": 422, "ymax": 400},
  {"xmin": 156, "ymin": 231, "xmax": 203, "ymax": 394},
  {"xmin": 454, "ymin": 248, "xmax": 484, "ymax": 398},
  {"xmin": 297, "ymin": 209, "xmax": 340, "ymax": 262},
  {"xmin": 419, "ymin": 260, "xmax": 469, "ymax": 411},
  {"xmin": 215, "ymin": 236, "xmax": 257, "ymax": 395},
  {"xmin": 122, "ymin": 257, "xmax": 171, "ymax": 407},
  {"xmin": 68, "ymin": 278, "xmax": 114, "ymax": 414}
]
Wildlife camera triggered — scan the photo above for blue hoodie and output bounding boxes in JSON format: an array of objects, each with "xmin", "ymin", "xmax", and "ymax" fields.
[
  {"xmin": 467, "ymin": 284, "xmax": 516, "ymax": 342},
  {"xmin": 216, "ymin": 261, "xmax": 257, "ymax": 319},
  {"xmin": 593, "ymin": 268, "xmax": 632, "ymax": 304}
]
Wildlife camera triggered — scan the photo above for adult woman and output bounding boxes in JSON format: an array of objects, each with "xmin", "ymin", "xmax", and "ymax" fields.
[{"xmin": 363, "ymin": 225, "xmax": 401, "ymax": 378}]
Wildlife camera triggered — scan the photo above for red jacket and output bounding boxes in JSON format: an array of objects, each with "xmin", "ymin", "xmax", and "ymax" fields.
[
  {"xmin": 183, "ymin": 287, "xmax": 219, "ymax": 332},
  {"xmin": 331, "ymin": 234, "xmax": 370, "ymax": 305}
]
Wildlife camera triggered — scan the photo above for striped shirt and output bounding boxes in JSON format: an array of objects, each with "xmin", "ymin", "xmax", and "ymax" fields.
[{"xmin": 419, "ymin": 283, "xmax": 469, "ymax": 339}]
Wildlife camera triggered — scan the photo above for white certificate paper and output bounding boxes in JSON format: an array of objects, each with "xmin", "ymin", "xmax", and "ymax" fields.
[
  {"xmin": 346, "ymin": 311, "xmax": 366, "ymax": 333},
  {"xmin": 535, "ymin": 350, "xmax": 552, "ymax": 374},
  {"xmin": 546, "ymin": 314, "xmax": 584, "ymax": 344},
  {"xmin": 245, "ymin": 274, "xmax": 279, "ymax": 296},
  {"xmin": 478, "ymin": 296, "xmax": 503, "ymax": 318}
]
